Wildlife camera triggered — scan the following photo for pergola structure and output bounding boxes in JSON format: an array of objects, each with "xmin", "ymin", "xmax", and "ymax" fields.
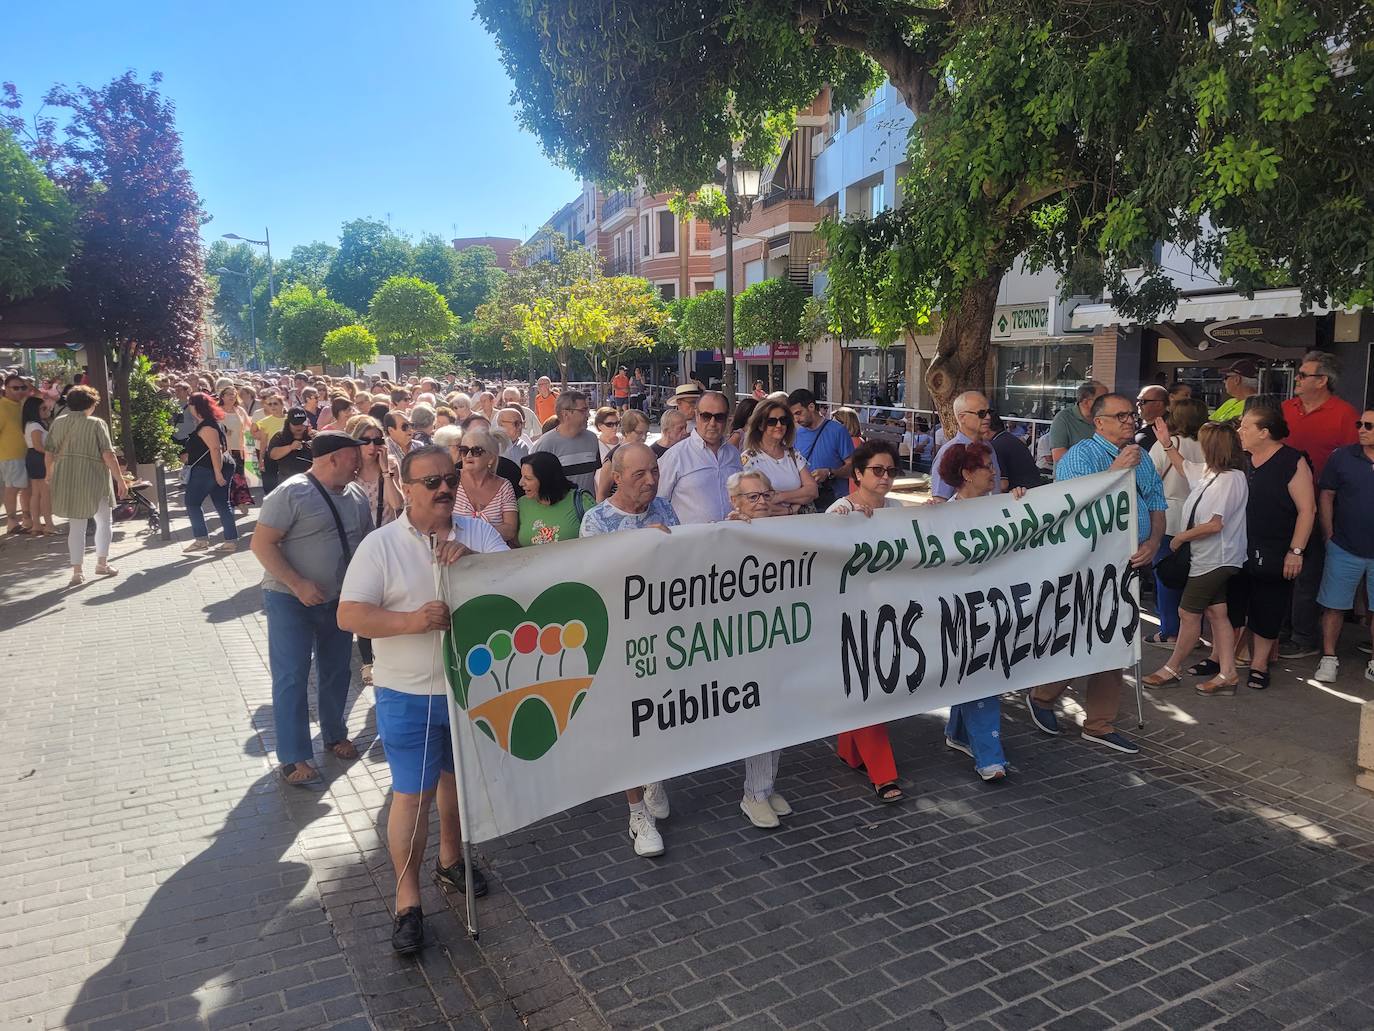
[{"xmin": 0, "ymin": 291, "xmax": 111, "ymax": 419}]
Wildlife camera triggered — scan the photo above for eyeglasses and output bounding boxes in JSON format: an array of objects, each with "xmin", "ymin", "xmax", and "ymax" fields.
[
  {"xmin": 958, "ymin": 408, "xmax": 992, "ymax": 419},
  {"xmin": 406, "ymin": 473, "xmax": 460, "ymax": 490},
  {"xmin": 698, "ymin": 411, "xmax": 728, "ymax": 423},
  {"xmin": 1357, "ymin": 421, "xmax": 1374, "ymax": 431},
  {"xmin": 457, "ymin": 446, "xmax": 488, "ymax": 458},
  {"xmin": 1097, "ymin": 411, "xmax": 1137, "ymax": 424},
  {"xmin": 1135, "ymin": 397, "xmax": 1164, "ymax": 406},
  {"xmin": 738, "ymin": 490, "xmax": 775, "ymax": 504},
  {"xmin": 764, "ymin": 415, "xmax": 792, "ymax": 427},
  {"xmin": 567, "ymin": 406, "xmax": 589, "ymax": 415},
  {"xmin": 1295, "ymin": 370, "xmax": 1323, "ymax": 380},
  {"xmin": 359, "ymin": 436, "xmax": 384, "ymax": 446},
  {"xmin": 863, "ymin": 465, "xmax": 897, "ymax": 479}
]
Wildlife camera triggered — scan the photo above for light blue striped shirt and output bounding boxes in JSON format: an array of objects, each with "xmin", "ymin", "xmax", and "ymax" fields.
[{"xmin": 1055, "ymin": 434, "xmax": 1167, "ymax": 543}]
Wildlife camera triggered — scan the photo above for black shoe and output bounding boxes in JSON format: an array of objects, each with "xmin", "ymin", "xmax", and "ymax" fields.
[
  {"xmin": 391, "ymin": 906, "xmax": 425, "ymax": 955},
  {"xmin": 434, "ymin": 857, "xmax": 489, "ymax": 898}
]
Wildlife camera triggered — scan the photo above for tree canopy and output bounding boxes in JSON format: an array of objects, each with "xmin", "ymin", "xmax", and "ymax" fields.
[
  {"xmin": 322, "ymin": 323, "xmax": 378, "ymax": 367},
  {"xmin": 477, "ymin": 0, "xmax": 1374, "ymax": 409},
  {"xmin": 673, "ymin": 289, "xmax": 726, "ymax": 354},
  {"xmin": 367, "ymin": 275, "xmax": 458, "ymax": 374},
  {"xmin": 324, "ymin": 217, "xmax": 413, "ymax": 313},
  {"xmin": 0, "ymin": 126, "xmax": 76, "ymax": 302},
  {"xmin": 269, "ymin": 284, "xmax": 357, "ymax": 368},
  {"xmin": 734, "ymin": 277, "xmax": 807, "ymax": 350}
]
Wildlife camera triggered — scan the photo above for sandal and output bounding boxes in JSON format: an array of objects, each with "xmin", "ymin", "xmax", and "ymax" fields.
[
  {"xmin": 67, "ymin": 572, "xmax": 86, "ymax": 587},
  {"xmin": 1185, "ymin": 659, "xmax": 1221, "ymax": 677},
  {"xmin": 280, "ymin": 762, "xmax": 321, "ymax": 786},
  {"xmin": 1143, "ymin": 632, "xmax": 1177, "ymax": 647},
  {"xmin": 1142, "ymin": 665, "xmax": 1183, "ymax": 688},
  {"xmin": 326, "ymin": 739, "xmax": 358, "ymax": 760},
  {"xmin": 94, "ymin": 563, "xmax": 118, "ymax": 577},
  {"xmin": 1247, "ymin": 669, "xmax": 1270, "ymax": 691},
  {"xmin": 1196, "ymin": 675, "xmax": 1238, "ymax": 697},
  {"xmin": 874, "ymin": 781, "xmax": 904, "ymax": 804}
]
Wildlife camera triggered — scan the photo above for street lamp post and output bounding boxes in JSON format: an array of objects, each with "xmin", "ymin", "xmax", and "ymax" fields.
[
  {"xmin": 215, "ymin": 266, "xmax": 259, "ymax": 370},
  {"xmin": 223, "ymin": 230, "xmax": 275, "ymax": 362},
  {"xmin": 721, "ymin": 152, "xmax": 761, "ymax": 401}
]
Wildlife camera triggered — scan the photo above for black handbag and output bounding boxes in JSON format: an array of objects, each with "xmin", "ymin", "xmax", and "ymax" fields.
[{"xmin": 1156, "ymin": 476, "xmax": 1213, "ymax": 590}]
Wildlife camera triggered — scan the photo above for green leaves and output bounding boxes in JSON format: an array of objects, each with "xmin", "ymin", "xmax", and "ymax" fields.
[
  {"xmin": 367, "ymin": 276, "xmax": 458, "ymax": 359},
  {"xmin": 0, "ymin": 128, "xmax": 76, "ymax": 303},
  {"xmin": 1201, "ymin": 136, "xmax": 1282, "ymax": 198},
  {"xmin": 321, "ymin": 324, "xmax": 378, "ymax": 366},
  {"xmin": 269, "ymin": 284, "xmax": 358, "ymax": 369}
]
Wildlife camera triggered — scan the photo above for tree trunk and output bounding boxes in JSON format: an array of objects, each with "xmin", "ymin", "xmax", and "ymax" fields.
[
  {"xmin": 924, "ymin": 270, "xmax": 1003, "ymax": 436},
  {"xmin": 113, "ymin": 344, "xmax": 136, "ymax": 470}
]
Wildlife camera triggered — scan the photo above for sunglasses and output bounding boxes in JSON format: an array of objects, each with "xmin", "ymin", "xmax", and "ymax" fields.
[
  {"xmin": 863, "ymin": 465, "xmax": 897, "ymax": 478},
  {"xmin": 457, "ymin": 446, "xmax": 487, "ymax": 458},
  {"xmin": 1358, "ymin": 421, "xmax": 1374, "ymax": 431},
  {"xmin": 359, "ymin": 436, "xmax": 384, "ymax": 446},
  {"xmin": 396, "ymin": 423, "xmax": 413, "ymax": 432},
  {"xmin": 406, "ymin": 473, "xmax": 460, "ymax": 490},
  {"xmin": 959, "ymin": 408, "xmax": 992, "ymax": 419},
  {"xmin": 602, "ymin": 420, "xmax": 620, "ymax": 428},
  {"xmin": 764, "ymin": 415, "xmax": 792, "ymax": 427},
  {"xmin": 738, "ymin": 490, "xmax": 776, "ymax": 504},
  {"xmin": 698, "ymin": 410, "xmax": 728, "ymax": 423}
]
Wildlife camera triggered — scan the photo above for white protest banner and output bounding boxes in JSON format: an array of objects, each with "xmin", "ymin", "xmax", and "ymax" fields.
[{"xmin": 441, "ymin": 469, "xmax": 1142, "ymax": 844}]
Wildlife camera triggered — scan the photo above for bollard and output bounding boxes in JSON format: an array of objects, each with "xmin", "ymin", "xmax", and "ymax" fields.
[
  {"xmin": 1357, "ymin": 701, "xmax": 1374, "ymax": 794},
  {"xmin": 155, "ymin": 463, "xmax": 171, "ymax": 541}
]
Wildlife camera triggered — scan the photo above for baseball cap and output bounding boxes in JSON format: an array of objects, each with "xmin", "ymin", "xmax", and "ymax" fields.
[
  {"xmin": 1224, "ymin": 359, "xmax": 1259, "ymax": 379},
  {"xmin": 286, "ymin": 407, "xmax": 310, "ymax": 425},
  {"xmin": 311, "ymin": 431, "xmax": 363, "ymax": 458}
]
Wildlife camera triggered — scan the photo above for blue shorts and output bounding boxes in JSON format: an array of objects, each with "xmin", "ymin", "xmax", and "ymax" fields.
[
  {"xmin": 375, "ymin": 688, "xmax": 454, "ymax": 794},
  {"xmin": 1317, "ymin": 540, "xmax": 1374, "ymax": 611}
]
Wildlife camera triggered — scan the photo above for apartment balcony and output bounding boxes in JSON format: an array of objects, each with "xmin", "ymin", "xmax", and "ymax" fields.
[
  {"xmin": 760, "ymin": 186, "xmax": 814, "ymax": 209},
  {"xmin": 601, "ymin": 190, "xmax": 636, "ymax": 227}
]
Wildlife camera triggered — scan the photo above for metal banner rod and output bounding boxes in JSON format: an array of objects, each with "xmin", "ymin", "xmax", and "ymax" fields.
[{"xmin": 435, "ymin": 561, "xmax": 479, "ymax": 940}]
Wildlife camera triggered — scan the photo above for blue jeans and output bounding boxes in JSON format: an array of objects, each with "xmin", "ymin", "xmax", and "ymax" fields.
[
  {"xmin": 262, "ymin": 589, "xmax": 353, "ymax": 765},
  {"xmin": 1153, "ymin": 534, "xmax": 1182, "ymax": 639},
  {"xmin": 185, "ymin": 465, "xmax": 238, "ymax": 541},
  {"xmin": 945, "ymin": 697, "xmax": 1006, "ymax": 774}
]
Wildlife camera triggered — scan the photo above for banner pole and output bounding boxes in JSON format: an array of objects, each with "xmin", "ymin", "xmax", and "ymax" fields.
[{"xmin": 436, "ymin": 562, "xmax": 480, "ymax": 941}]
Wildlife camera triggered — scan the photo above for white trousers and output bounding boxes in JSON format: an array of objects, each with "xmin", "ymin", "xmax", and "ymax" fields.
[
  {"xmin": 743, "ymin": 751, "xmax": 781, "ymax": 801},
  {"xmin": 68, "ymin": 498, "xmax": 112, "ymax": 567}
]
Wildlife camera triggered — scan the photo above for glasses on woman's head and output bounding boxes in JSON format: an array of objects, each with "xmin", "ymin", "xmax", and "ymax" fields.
[
  {"xmin": 406, "ymin": 473, "xmax": 460, "ymax": 490},
  {"xmin": 457, "ymin": 445, "xmax": 487, "ymax": 458},
  {"xmin": 863, "ymin": 464, "xmax": 897, "ymax": 479}
]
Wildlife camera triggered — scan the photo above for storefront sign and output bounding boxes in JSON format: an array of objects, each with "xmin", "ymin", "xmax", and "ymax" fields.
[
  {"xmin": 1156, "ymin": 316, "xmax": 1316, "ymax": 360},
  {"xmin": 715, "ymin": 343, "xmax": 801, "ymax": 360},
  {"xmin": 993, "ymin": 302, "xmax": 1051, "ymax": 340},
  {"xmin": 440, "ymin": 471, "xmax": 1141, "ymax": 843}
]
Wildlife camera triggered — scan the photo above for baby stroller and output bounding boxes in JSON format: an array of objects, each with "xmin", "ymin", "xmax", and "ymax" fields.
[{"xmin": 113, "ymin": 478, "xmax": 161, "ymax": 532}]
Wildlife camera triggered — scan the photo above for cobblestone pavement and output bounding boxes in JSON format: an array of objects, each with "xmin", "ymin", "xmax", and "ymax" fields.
[{"xmin": 4, "ymin": 494, "xmax": 1374, "ymax": 1031}]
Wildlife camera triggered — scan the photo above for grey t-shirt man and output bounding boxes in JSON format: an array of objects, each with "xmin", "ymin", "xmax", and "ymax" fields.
[
  {"xmin": 256, "ymin": 473, "xmax": 372, "ymax": 601},
  {"xmin": 532, "ymin": 429, "xmax": 601, "ymax": 493}
]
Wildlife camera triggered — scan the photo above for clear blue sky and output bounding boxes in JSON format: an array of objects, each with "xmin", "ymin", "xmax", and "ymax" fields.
[{"xmin": 1, "ymin": 0, "xmax": 582, "ymax": 254}]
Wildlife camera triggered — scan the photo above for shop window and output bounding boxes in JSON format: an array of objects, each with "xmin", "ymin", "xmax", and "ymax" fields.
[
  {"xmin": 993, "ymin": 342, "xmax": 1094, "ymax": 421},
  {"xmin": 847, "ymin": 348, "xmax": 904, "ymax": 407}
]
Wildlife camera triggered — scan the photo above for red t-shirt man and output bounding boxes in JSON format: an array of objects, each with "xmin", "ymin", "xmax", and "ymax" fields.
[{"xmin": 1282, "ymin": 394, "xmax": 1358, "ymax": 480}]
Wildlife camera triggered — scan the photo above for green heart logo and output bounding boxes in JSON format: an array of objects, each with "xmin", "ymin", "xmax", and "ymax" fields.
[{"xmin": 444, "ymin": 582, "xmax": 608, "ymax": 761}]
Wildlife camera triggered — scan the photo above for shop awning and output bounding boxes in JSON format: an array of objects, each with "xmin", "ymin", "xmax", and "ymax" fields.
[{"xmin": 1069, "ymin": 288, "xmax": 1348, "ymax": 330}]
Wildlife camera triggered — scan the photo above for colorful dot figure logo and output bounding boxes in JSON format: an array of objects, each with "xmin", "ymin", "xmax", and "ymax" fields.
[{"xmin": 444, "ymin": 582, "xmax": 608, "ymax": 761}]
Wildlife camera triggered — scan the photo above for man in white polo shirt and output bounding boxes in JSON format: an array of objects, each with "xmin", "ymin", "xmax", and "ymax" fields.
[{"xmin": 337, "ymin": 445, "xmax": 508, "ymax": 956}]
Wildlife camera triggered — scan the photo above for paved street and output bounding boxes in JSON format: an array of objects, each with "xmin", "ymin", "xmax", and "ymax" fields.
[{"xmin": 5, "ymin": 491, "xmax": 1374, "ymax": 1030}]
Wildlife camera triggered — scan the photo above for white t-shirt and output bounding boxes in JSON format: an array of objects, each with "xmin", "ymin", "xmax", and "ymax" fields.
[
  {"xmin": 1179, "ymin": 467, "xmax": 1248, "ymax": 576},
  {"xmin": 742, "ymin": 447, "xmax": 807, "ymax": 493},
  {"xmin": 1149, "ymin": 436, "xmax": 1206, "ymax": 536},
  {"xmin": 339, "ymin": 512, "xmax": 508, "ymax": 695},
  {"xmin": 25, "ymin": 422, "xmax": 47, "ymax": 449},
  {"xmin": 826, "ymin": 495, "xmax": 905, "ymax": 514}
]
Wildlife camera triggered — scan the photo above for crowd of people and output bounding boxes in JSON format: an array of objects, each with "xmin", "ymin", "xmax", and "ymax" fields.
[{"xmin": 5, "ymin": 348, "xmax": 1373, "ymax": 959}]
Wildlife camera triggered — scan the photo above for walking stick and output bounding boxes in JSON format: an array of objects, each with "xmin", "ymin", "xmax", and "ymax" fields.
[{"xmin": 434, "ymin": 557, "xmax": 480, "ymax": 940}]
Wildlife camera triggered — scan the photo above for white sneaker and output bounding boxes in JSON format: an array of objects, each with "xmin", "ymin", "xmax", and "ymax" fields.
[
  {"xmin": 977, "ymin": 764, "xmax": 1007, "ymax": 782},
  {"xmin": 767, "ymin": 792, "xmax": 793, "ymax": 816},
  {"xmin": 1365, "ymin": 661, "xmax": 1374, "ymax": 684},
  {"xmin": 628, "ymin": 810, "xmax": 664, "ymax": 857},
  {"xmin": 1315, "ymin": 655, "xmax": 1339, "ymax": 684},
  {"xmin": 642, "ymin": 781, "xmax": 670, "ymax": 820},
  {"xmin": 740, "ymin": 797, "xmax": 780, "ymax": 829}
]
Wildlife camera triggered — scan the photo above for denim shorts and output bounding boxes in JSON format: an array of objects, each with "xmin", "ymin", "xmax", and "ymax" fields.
[
  {"xmin": 374, "ymin": 688, "xmax": 454, "ymax": 794},
  {"xmin": 1317, "ymin": 540, "xmax": 1374, "ymax": 611}
]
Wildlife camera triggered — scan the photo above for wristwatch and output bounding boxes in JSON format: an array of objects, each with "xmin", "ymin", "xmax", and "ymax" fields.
[{"xmin": 1290, "ymin": 547, "xmax": 1304, "ymax": 556}]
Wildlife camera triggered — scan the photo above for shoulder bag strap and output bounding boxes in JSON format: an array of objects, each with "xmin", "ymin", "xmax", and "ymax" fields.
[
  {"xmin": 1184, "ymin": 475, "xmax": 1214, "ymax": 531},
  {"xmin": 306, "ymin": 473, "xmax": 354, "ymax": 562}
]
